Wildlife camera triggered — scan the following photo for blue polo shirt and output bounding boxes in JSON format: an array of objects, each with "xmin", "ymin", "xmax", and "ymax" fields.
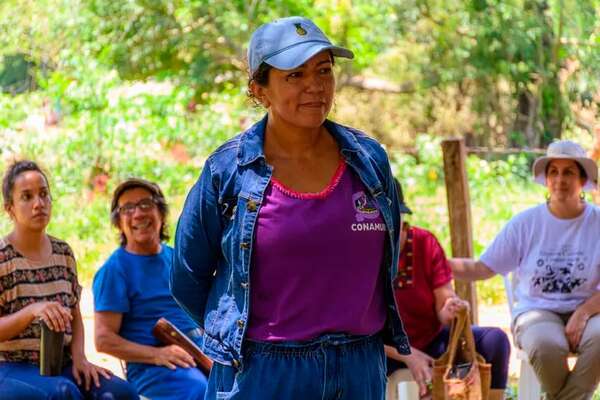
[{"xmin": 93, "ymin": 245, "xmax": 198, "ymax": 346}]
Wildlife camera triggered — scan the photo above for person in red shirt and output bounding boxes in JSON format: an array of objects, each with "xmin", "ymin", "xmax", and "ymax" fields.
[{"xmin": 385, "ymin": 179, "xmax": 510, "ymax": 400}]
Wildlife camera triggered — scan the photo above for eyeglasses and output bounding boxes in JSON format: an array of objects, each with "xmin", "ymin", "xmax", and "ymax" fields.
[{"xmin": 116, "ymin": 198, "xmax": 157, "ymax": 216}]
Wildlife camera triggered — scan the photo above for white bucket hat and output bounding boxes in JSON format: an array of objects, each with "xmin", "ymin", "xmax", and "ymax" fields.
[{"xmin": 532, "ymin": 140, "xmax": 598, "ymax": 192}]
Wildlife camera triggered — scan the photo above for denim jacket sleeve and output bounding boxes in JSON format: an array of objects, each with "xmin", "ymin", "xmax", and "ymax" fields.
[
  {"xmin": 170, "ymin": 160, "xmax": 222, "ymax": 327},
  {"xmin": 367, "ymin": 139, "xmax": 411, "ymax": 355},
  {"xmin": 382, "ymin": 150, "xmax": 411, "ymax": 355}
]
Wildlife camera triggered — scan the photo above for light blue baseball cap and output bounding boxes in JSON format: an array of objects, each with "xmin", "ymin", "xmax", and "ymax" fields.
[{"xmin": 248, "ymin": 16, "xmax": 354, "ymax": 77}]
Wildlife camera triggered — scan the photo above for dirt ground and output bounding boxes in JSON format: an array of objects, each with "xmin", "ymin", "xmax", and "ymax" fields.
[{"xmin": 80, "ymin": 289, "xmax": 124, "ymax": 378}]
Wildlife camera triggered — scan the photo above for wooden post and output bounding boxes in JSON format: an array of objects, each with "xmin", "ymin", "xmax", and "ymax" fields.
[{"xmin": 441, "ymin": 138, "xmax": 478, "ymax": 324}]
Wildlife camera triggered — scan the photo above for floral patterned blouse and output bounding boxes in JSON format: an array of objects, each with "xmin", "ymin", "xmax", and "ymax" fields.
[{"xmin": 0, "ymin": 236, "xmax": 81, "ymax": 364}]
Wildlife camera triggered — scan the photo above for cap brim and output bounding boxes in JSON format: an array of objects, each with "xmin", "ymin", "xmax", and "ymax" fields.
[
  {"xmin": 532, "ymin": 156, "xmax": 598, "ymax": 192},
  {"xmin": 265, "ymin": 41, "xmax": 354, "ymax": 71},
  {"xmin": 399, "ymin": 203, "xmax": 413, "ymax": 214}
]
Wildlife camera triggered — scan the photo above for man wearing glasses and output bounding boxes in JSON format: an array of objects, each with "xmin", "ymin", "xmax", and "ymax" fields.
[{"xmin": 92, "ymin": 178, "xmax": 208, "ymax": 400}]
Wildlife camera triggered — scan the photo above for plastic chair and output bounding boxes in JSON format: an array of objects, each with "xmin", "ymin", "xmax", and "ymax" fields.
[{"xmin": 386, "ymin": 368, "xmax": 419, "ymax": 400}]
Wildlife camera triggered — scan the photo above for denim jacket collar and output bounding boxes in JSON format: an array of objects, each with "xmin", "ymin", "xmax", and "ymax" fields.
[{"xmin": 237, "ymin": 115, "xmax": 361, "ymax": 167}]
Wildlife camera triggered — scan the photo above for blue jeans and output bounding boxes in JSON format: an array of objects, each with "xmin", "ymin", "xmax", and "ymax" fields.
[
  {"xmin": 127, "ymin": 364, "xmax": 207, "ymax": 400},
  {"xmin": 0, "ymin": 361, "xmax": 139, "ymax": 400},
  {"xmin": 0, "ymin": 376, "xmax": 48, "ymax": 399},
  {"xmin": 126, "ymin": 328, "xmax": 208, "ymax": 400},
  {"xmin": 205, "ymin": 333, "xmax": 386, "ymax": 400}
]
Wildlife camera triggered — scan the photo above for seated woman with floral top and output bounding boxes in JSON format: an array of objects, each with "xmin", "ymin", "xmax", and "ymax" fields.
[{"xmin": 0, "ymin": 159, "xmax": 138, "ymax": 400}]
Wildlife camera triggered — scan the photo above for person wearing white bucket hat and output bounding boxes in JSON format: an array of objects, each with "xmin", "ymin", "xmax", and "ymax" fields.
[
  {"xmin": 450, "ymin": 140, "xmax": 600, "ymax": 399},
  {"xmin": 172, "ymin": 16, "xmax": 408, "ymax": 400},
  {"xmin": 532, "ymin": 140, "xmax": 598, "ymax": 193}
]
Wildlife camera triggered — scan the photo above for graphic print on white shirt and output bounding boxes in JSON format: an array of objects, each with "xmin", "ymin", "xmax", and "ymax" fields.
[{"xmin": 531, "ymin": 244, "xmax": 588, "ymax": 295}]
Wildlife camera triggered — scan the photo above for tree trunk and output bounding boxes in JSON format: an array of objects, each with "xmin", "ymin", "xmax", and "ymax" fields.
[{"xmin": 511, "ymin": 89, "xmax": 539, "ymax": 147}]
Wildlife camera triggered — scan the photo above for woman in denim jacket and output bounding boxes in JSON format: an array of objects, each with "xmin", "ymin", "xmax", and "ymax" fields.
[{"xmin": 171, "ymin": 16, "xmax": 410, "ymax": 400}]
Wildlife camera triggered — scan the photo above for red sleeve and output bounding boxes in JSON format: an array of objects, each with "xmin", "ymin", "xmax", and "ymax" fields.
[{"xmin": 415, "ymin": 227, "xmax": 452, "ymax": 289}]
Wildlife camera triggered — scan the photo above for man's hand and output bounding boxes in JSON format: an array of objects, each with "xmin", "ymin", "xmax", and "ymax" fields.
[{"xmin": 153, "ymin": 345, "xmax": 196, "ymax": 370}]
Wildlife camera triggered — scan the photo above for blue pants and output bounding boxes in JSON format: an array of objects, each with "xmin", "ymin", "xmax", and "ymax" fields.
[
  {"xmin": 0, "ymin": 377, "xmax": 49, "ymax": 399},
  {"xmin": 0, "ymin": 361, "xmax": 139, "ymax": 399},
  {"xmin": 125, "ymin": 328, "xmax": 208, "ymax": 400},
  {"xmin": 127, "ymin": 363, "xmax": 208, "ymax": 400},
  {"xmin": 205, "ymin": 333, "xmax": 386, "ymax": 400}
]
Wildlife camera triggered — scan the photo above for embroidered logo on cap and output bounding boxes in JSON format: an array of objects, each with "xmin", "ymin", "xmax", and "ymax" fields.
[{"xmin": 295, "ymin": 23, "xmax": 307, "ymax": 36}]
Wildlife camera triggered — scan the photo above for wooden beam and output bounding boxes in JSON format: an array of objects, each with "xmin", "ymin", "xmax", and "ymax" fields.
[{"xmin": 441, "ymin": 138, "xmax": 478, "ymax": 324}]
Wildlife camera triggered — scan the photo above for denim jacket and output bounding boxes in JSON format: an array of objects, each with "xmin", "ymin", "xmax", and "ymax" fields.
[{"xmin": 171, "ymin": 116, "xmax": 411, "ymax": 368}]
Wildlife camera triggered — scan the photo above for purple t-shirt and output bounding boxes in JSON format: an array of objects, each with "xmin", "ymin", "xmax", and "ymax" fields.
[{"xmin": 246, "ymin": 161, "xmax": 387, "ymax": 341}]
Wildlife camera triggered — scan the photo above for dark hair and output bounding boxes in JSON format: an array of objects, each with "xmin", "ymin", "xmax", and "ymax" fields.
[
  {"xmin": 110, "ymin": 178, "xmax": 169, "ymax": 246},
  {"xmin": 545, "ymin": 160, "xmax": 588, "ymax": 180},
  {"xmin": 247, "ymin": 62, "xmax": 273, "ymax": 105},
  {"xmin": 246, "ymin": 52, "xmax": 336, "ymax": 105},
  {"xmin": 2, "ymin": 160, "xmax": 50, "ymax": 208}
]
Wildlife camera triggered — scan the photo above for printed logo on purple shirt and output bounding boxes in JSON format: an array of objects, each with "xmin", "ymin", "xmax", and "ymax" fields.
[{"xmin": 352, "ymin": 191, "xmax": 386, "ymax": 232}]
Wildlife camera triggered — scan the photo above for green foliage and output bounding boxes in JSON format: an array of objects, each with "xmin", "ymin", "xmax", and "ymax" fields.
[
  {"xmin": 368, "ymin": 0, "xmax": 599, "ymax": 146},
  {"xmin": 2, "ymin": 0, "xmax": 598, "ymax": 148},
  {"xmin": 0, "ymin": 54, "xmax": 37, "ymax": 94},
  {"xmin": 84, "ymin": 0, "xmax": 407, "ymax": 96}
]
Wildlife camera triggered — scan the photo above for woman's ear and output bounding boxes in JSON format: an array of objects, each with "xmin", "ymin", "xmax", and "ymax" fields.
[
  {"xmin": 4, "ymin": 203, "xmax": 14, "ymax": 221},
  {"xmin": 250, "ymin": 81, "xmax": 270, "ymax": 108}
]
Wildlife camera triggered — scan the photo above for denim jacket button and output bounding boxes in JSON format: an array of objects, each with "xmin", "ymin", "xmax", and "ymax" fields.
[
  {"xmin": 232, "ymin": 359, "xmax": 240, "ymax": 368},
  {"xmin": 240, "ymin": 282, "xmax": 249, "ymax": 289},
  {"xmin": 240, "ymin": 242, "xmax": 250, "ymax": 250},
  {"xmin": 246, "ymin": 200, "xmax": 257, "ymax": 212},
  {"xmin": 237, "ymin": 319, "xmax": 245, "ymax": 329}
]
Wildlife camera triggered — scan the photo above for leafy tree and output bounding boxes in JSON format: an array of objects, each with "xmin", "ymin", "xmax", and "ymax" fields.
[
  {"xmin": 1, "ymin": 0, "xmax": 598, "ymax": 146},
  {"xmin": 85, "ymin": 0, "xmax": 404, "ymax": 98},
  {"xmin": 398, "ymin": 0, "xmax": 600, "ymax": 146}
]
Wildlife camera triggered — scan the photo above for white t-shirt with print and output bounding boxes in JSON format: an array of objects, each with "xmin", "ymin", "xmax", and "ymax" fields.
[{"xmin": 481, "ymin": 203, "xmax": 600, "ymax": 319}]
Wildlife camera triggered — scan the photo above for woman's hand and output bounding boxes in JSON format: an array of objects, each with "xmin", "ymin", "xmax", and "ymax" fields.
[
  {"xmin": 398, "ymin": 348, "xmax": 434, "ymax": 398},
  {"xmin": 438, "ymin": 296, "xmax": 469, "ymax": 326},
  {"xmin": 71, "ymin": 355, "xmax": 112, "ymax": 391},
  {"xmin": 27, "ymin": 301, "xmax": 72, "ymax": 332},
  {"xmin": 565, "ymin": 308, "xmax": 590, "ymax": 352},
  {"xmin": 153, "ymin": 344, "xmax": 196, "ymax": 370}
]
